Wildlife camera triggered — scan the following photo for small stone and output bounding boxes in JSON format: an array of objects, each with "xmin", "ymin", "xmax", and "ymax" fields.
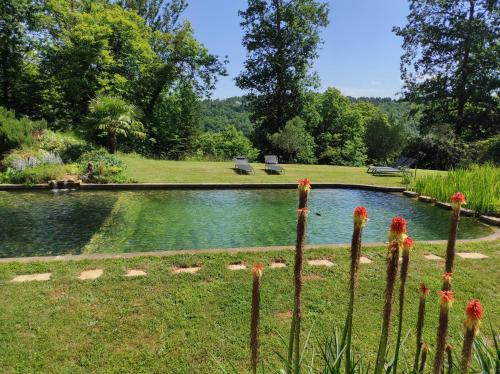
[
  {"xmin": 456, "ymin": 252, "xmax": 488, "ymax": 259},
  {"xmin": 270, "ymin": 261, "xmax": 287, "ymax": 268},
  {"xmin": 424, "ymin": 254, "xmax": 443, "ymax": 261},
  {"xmin": 78, "ymin": 269, "xmax": 103, "ymax": 280},
  {"xmin": 359, "ymin": 256, "xmax": 373, "ymax": 264},
  {"xmin": 11, "ymin": 273, "xmax": 51, "ymax": 282},
  {"xmin": 227, "ymin": 262, "xmax": 247, "ymax": 271},
  {"xmin": 307, "ymin": 259, "xmax": 334, "ymax": 267},
  {"xmin": 172, "ymin": 266, "xmax": 201, "ymax": 274},
  {"xmin": 124, "ymin": 269, "xmax": 147, "ymax": 277}
]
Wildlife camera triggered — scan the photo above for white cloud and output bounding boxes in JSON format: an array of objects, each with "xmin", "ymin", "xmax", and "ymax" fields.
[{"xmin": 370, "ymin": 80, "xmax": 381, "ymax": 86}]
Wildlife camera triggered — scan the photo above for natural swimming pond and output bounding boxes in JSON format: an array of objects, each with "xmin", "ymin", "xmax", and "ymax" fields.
[{"xmin": 0, "ymin": 189, "xmax": 492, "ymax": 258}]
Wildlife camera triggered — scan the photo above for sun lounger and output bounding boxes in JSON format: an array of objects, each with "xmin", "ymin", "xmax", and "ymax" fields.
[
  {"xmin": 264, "ymin": 155, "xmax": 284, "ymax": 174},
  {"xmin": 233, "ymin": 156, "xmax": 254, "ymax": 174},
  {"xmin": 367, "ymin": 157, "xmax": 407, "ymax": 173},
  {"xmin": 372, "ymin": 158, "xmax": 417, "ymax": 176}
]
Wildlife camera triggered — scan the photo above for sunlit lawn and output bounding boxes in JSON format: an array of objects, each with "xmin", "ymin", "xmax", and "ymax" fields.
[
  {"xmin": 0, "ymin": 241, "xmax": 498, "ymax": 372},
  {"xmin": 120, "ymin": 153, "xmax": 444, "ymax": 186}
]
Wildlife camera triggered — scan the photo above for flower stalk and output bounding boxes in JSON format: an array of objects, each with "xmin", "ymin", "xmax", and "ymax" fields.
[
  {"xmin": 413, "ymin": 283, "xmax": 429, "ymax": 373},
  {"xmin": 343, "ymin": 206, "xmax": 368, "ymax": 373},
  {"xmin": 375, "ymin": 216, "xmax": 407, "ymax": 374},
  {"xmin": 393, "ymin": 236, "xmax": 413, "ymax": 374},
  {"xmin": 460, "ymin": 299, "xmax": 483, "ymax": 373},
  {"xmin": 433, "ymin": 290, "xmax": 454, "ymax": 373},
  {"xmin": 287, "ymin": 178, "xmax": 311, "ymax": 374},
  {"xmin": 250, "ymin": 264, "xmax": 263, "ymax": 374},
  {"xmin": 419, "ymin": 343, "xmax": 429, "ymax": 373}
]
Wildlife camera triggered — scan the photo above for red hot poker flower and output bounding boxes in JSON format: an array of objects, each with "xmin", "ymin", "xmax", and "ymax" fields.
[
  {"xmin": 464, "ymin": 299, "xmax": 483, "ymax": 332},
  {"xmin": 418, "ymin": 283, "xmax": 430, "ymax": 299},
  {"xmin": 403, "ymin": 236, "xmax": 413, "ymax": 250},
  {"xmin": 442, "ymin": 272, "xmax": 453, "ymax": 284},
  {"xmin": 389, "ymin": 216, "xmax": 407, "ymax": 242},
  {"xmin": 451, "ymin": 192, "xmax": 466, "ymax": 210},
  {"xmin": 353, "ymin": 206, "xmax": 368, "ymax": 227},
  {"xmin": 297, "ymin": 207, "xmax": 309, "ymax": 216},
  {"xmin": 252, "ymin": 264, "xmax": 264, "ymax": 278},
  {"xmin": 439, "ymin": 290, "xmax": 454, "ymax": 309},
  {"xmin": 298, "ymin": 178, "xmax": 311, "ymax": 193}
]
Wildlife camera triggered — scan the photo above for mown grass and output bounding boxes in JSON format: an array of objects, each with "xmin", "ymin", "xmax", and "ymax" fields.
[
  {"xmin": 0, "ymin": 241, "xmax": 498, "ymax": 373},
  {"xmin": 120, "ymin": 153, "xmax": 443, "ymax": 186},
  {"xmin": 413, "ymin": 164, "xmax": 500, "ymax": 215}
]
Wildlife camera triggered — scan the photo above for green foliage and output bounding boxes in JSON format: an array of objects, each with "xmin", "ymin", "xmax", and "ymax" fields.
[
  {"xmin": 3, "ymin": 163, "xmax": 78, "ymax": 185},
  {"xmin": 36, "ymin": 130, "xmax": 93, "ymax": 162},
  {"xmin": 474, "ymin": 135, "xmax": 500, "ymax": 165},
  {"xmin": 236, "ymin": 0, "xmax": 329, "ymax": 152},
  {"xmin": 88, "ymin": 96, "xmax": 145, "ymax": 154},
  {"xmin": 393, "ymin": 0, "xmax": 500, "ymax": 140},
  {"xmin": 194, "ymin": 125, "xmax": 258, "ymax": 161},
  {"xmin": 414, "ymin": 164, "xmax": 500, "ymax": 214},
  {"xmin": 0, "ymin": 107, "xmax": 46, "ymax": 152},
  {"xmin": 200, "ymin": 97, "xmax": 253, "ymax": 136},
  {"xmin": 78, "ymin": 149, "xmax": 127, "ymax": 183},
  {"xmin": 268, "ymin": 117, "xmax": 316, "ymax": 164},
  {"xmin": 2, "ymin": 148, "xmax": 62, "ymax": 171}
]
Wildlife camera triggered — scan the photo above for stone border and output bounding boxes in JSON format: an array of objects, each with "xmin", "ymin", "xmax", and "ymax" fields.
[
  {"xmin": 1, "ymin": 228, "xmax": 498, "ymax": 264},
  {"xmin": 0, "ymin": 182, "xmax": 406, "ymax": 192}
]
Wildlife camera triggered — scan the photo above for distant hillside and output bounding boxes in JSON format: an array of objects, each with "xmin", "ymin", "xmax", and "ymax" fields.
[{"xmin": 201, "ymin": 95, "xmax": 414, "ymax": 134}]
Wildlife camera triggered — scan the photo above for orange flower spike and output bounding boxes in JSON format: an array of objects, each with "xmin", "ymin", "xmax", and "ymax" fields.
[
  {"xmin": 442, "ymin": 272, "xmax": 453, "ymax": 285},
  {"xmin": 464, "ymin": 299, "xmax": 483, "ymax": 332},
  {"xmin": 252, "ymin": 264, "xmax": 264, "ymax": 278},
  {"xmin": 451, "ymin": 192, "xmax": 466, "ymax": 210},
  {"xmin": 439, "ymin": 290, "xmax": 454, "ymax": 310},
  {"xmin": 418, "ymin": 283, "xmax": 430, "ymax": 299},
  {"xmin": 297, "ymin": 178, "xmax": 311, "ymax": 193},
  {"xmin": 389, "ymin": 216, "xmax": 407, "ymax": 242},
  {"xmin": 297, "ymin": 207, "xmax": 309, "ymax": 217},
  {"xmin": 353, "ymin": 206, "xmax": 369, "ymax": 227}
]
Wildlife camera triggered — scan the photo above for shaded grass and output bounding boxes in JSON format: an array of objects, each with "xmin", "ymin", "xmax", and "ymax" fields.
[
  {"xmin": 0, "ymin": 241, "xmax": 498, "ymax": 373},
  {"xmin": 120, "ymin": 153, "xmax": 443, "ymax": 186},
  {"xmin": 414, "ymin": 164, "xmax": 500, "ymax": 215}
]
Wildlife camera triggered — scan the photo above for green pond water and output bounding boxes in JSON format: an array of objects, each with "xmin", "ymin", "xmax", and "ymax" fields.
[{"xmin": 0, "ymin": 189, "xmax": 491, "ymax": 258}]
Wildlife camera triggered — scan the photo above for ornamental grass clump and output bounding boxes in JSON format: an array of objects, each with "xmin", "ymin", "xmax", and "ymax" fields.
[
  {"xmin": 461, "ymin": 299, "xmax": 483, "ymax": 373},
  {"xmin": 413, "ymin": 283, "xmax": 429, "ymax": 372},
  {"xmin": 342, "ymin": 206, "xmax": 369, "ymax": 372},
  {"xmin": 250, "ymin": 264, "xmax": 263, "ymax": 374},
  {"xmin": 392, "ymin": 236, "xmax": 413, "ymax": 373},
  {"xmin": 287, "ymin": 178, "xmax": 311, "ymax": 374},
  {"xmin": 433, "ymin": 192, "xmax": 466, "ymax": 373},
  {"xmin": 374, "ymin": 216, "xmax": 407, "ymax": 374}
]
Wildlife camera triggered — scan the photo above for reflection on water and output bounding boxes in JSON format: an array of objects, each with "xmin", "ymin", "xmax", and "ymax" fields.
[{"xmin": 0, "ymin": 189, "xmax": 491, "ymax": 258}]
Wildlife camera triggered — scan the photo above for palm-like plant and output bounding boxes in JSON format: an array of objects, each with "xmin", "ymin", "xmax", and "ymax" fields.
[{"xmin": 88, "ymin": 96, "xmax": 145, "ymax": 154}]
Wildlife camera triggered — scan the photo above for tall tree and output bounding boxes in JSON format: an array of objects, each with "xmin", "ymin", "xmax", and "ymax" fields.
[
  {"xmin": 236, "ymin": 0, "xmax": 329, "ymax": 153},
  {"xmin": 394, "ymin": 0, "xmax": 500, "ymax": 140}
]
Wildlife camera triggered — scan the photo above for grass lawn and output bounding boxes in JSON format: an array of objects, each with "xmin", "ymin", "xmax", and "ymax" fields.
[
  {"xmin": 120, "ymin": 153, "xmax": 443, "ymax": 186},
  {"xmin": 1, "ymin": 240, "xmax": 498, "ymax": 373}
]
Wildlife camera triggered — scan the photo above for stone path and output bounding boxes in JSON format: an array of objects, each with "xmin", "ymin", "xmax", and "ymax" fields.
[
  {"xmin": 7, "ymin": 250, "xmax": 492, "ymax": 283},
  {"xmin": 78, "ymin": 269, "xmax": 103, "ymax": 280}
]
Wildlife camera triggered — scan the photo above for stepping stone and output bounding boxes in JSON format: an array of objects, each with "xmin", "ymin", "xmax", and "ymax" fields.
[
  {"xmin": 270, "ymin": 261, "xmax": 287, "ymax": 268},
  {"xmin": 124, "ymin": 269, "xmax": 147, "ymax": 277},
  {"xmin": 11, "ymin": 273, "xmax": 51, "ymax": 283},
  {"xmin": 359, "ymin": 256, "xmax": 373, "ymax": 264},
  {"xmin": 424, "ymin": 254, "xmax": 444, "ymax": 261},
  {"xmin": 78, "ymin": 269, "xmax": 103, "ymax": 280},
  {"xmin": 403, "ymin": 191, "xmax": 419, "ymax": 198},
  {"xmin": 456, "ymin": 252, "xmax": 488, "ymax": 259},
  {"xmin": 227, "ymin": 262, "xmax": 247, "ymax": 271},
  {"xmin": 172, "ymin": 266, "xmax": 201, "ymax": 274},
  {"xmin": 307, "ymin": 259, "xmax": 334, "ymax": 267},
  {"xmin": 418, "ymin": 195, "xmax": 434, "ymax": 203}
]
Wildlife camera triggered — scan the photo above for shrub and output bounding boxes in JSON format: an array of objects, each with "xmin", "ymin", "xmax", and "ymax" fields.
[
  {"xmin": 194, "ymin": 125, "xmax": 259, "ymax": 161},
  {"xmin": 474, "ymin": 134, "xmax": 500, "ymax": 165},
  {"xmin": 0, "ymin": 107, "xmax": 46, "ymax": 153},
  {"xmin": 2, "ymin": 148, "xmax": 62, "ymax": 172},
  {"xmin": 6, "ymin": 164, "xmax": 78, "ymax": 185},
  {"xmin": 37, "ymin": 130, "xmax": 93, "ymax": 162},
  {"xmin": 78, "ymin": 149, "xmax": 127, "ymax": 183}
]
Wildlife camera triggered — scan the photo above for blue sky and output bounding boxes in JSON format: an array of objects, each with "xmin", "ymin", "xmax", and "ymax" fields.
[{"xmin": 181, "ymin": 0, "xmax": 409, "ymax": 99}]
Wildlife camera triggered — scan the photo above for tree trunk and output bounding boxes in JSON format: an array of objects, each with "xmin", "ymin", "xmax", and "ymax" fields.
[
  {"xmin": 455, "ymin": 0, "xmax": 475, "ymax": 137},
  {"xmin": 109, "ymin": 133, "xmax": 117, "ymax": 154}
]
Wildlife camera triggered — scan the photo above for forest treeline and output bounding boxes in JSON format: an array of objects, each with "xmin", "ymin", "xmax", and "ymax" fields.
[{"xmin": 1, "ymin": 0, "xmax": 498, "ymax": 173}]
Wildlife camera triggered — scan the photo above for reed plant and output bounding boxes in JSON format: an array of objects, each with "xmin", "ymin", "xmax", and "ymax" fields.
[{"xmin": 413, "ymin": 164, "xmax": 500, "ymax": 215}]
